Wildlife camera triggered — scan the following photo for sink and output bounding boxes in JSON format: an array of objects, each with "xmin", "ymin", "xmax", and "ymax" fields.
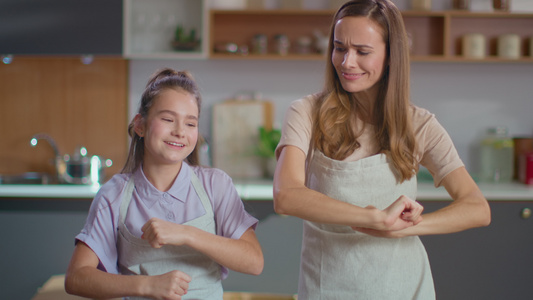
[{"xmin": 0, "ymin": 172, "xmax": 55, "ymax": 185}]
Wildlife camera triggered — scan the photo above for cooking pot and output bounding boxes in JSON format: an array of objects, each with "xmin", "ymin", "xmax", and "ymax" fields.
[
  {"xmin": 56, "ymin": 146, "xmax": 112, "ymax": 184},
  {"xmin": 30, "ymin": 134, "xmax": 112, "ymax": 185}
]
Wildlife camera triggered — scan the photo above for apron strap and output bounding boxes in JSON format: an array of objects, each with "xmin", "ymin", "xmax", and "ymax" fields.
[
  {"xmin": 190, "ymin": 170, "xmax": 215, "ymax": 221},
  {"xmin": 119, "ymin": 176, "xmax": 135, "ymax": 225}
]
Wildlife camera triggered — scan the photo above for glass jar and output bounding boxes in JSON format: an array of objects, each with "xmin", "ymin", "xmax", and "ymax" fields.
[{"xmin": 479, "ymin": 126, "xmax": 514, "ymax": 183}]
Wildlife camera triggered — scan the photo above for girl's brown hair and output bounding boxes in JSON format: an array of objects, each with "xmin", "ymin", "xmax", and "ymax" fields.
[
  {"xmin": 311, "ymin": 0, "xmax": 416, "ymax": 182},
  {"xmin": 121, "ymin": 68, "xmax": 202, "ymax": 174}
]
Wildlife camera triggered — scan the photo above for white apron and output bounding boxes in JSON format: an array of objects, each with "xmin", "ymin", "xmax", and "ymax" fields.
[
  {"xmin": 117, "ymin": 172, "xmax": 223, "ymax": 300},
  {"xmin": 298, "ymin": 151, "xmax": 435, "ymax": 300}
]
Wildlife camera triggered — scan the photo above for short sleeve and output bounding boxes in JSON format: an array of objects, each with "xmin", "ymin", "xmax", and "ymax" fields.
[
  {"xmin": 194, "ymin": 167, "xmax": 258, "ymax": 240},
  {"xmin": 75, "ymin": 174, "xmax": 128, "ymax": 274},
  {"xmin": 413, "ymin": 107, "xmax": 464, "ymax": 187},
  {"xmin": 275, "ymin": 96, "xmax": 315, "ymax": 159}
]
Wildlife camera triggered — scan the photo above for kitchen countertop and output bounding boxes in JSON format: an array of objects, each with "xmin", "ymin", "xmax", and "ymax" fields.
[{"xmin": 1, "ymin": 180, "xmax": 533, "ymax": 201}]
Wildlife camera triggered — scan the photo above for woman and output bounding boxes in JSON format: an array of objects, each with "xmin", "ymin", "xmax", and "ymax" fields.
[
  {"xmin": 65, "ymin": 68, "xmax": 263, "ymax": 300},
  {"xmin": 273, "ymin": 0, "xmax": 491, "ymax": 299}
]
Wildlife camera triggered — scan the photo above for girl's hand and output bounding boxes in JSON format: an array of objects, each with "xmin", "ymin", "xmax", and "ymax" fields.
[
  {"xmin": 143, "ymin": 270, "xmax": 191, "ymax": 300},
  {"xmin": 141, "ymin": 217, "xmax": 191, "ymax": 248},
  {"xmin": 352, "ymin": 195, "xmax": 424, "ymax": 237}
]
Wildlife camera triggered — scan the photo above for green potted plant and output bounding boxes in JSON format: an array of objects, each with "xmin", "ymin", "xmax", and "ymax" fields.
[{"xmin": 255, "ymin": 126, "xmax": 281, "ymax": 178}]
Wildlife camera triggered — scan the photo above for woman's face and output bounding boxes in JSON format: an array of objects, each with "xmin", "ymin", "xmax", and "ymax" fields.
[
  {"xmin": 136, "ymin": 89, "xmax": 199, "ymax": 168},
  {"xmin": 332, "ymin": 16, "xmax": 387, "ymax": 94}
]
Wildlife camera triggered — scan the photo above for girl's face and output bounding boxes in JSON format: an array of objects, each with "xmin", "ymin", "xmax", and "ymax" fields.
[
  {"xmin": 136, "ymin": 89, "xmax": 199, "ymax": 168},
  {"xmin": 332, "ymin": 16, "xmax": 387, "ymax": 94}
]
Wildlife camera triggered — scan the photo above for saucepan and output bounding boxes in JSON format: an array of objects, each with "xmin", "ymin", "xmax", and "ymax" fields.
[{"xmin": 30, "ymin": 133, "xmax": 112, "ymax": 185}]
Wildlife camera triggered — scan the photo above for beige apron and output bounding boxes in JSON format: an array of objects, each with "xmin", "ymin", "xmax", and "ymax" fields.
[
  {"xmin": 299, "ymin": 151, "xmax": 435, "ymax": 300},
  {"xmin": 117, "ymin": 172, "xmax": 223, "ymax": 300}
]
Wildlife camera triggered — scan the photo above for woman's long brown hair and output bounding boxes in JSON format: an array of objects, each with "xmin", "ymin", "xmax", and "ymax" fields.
[
  {"xmin": 312, "ymin": 0, "xmax": 417, "ymax": 182},
  {"xmin": 121, "ymin": 68, "xmax": 202, "ymax": 174}
]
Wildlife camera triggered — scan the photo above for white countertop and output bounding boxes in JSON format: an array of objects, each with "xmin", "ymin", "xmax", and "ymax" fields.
[{"xmin": 1, "ymin": 180, "xmax": 533, "ymax": 201}]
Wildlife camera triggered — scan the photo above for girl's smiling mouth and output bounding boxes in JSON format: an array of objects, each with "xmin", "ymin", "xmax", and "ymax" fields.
[{"xmin": 166, "ymin": 141, "xmax": 185, "ymax": 147}]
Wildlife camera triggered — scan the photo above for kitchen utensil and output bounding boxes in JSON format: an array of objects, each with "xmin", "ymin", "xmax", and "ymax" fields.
[
  {"xmin": 30, "ymin": 133, "xmax": 112, "ymax": 185},
  {"xmin": 212, "ymin": 98, "xmax": 273, "ymax": 179}
]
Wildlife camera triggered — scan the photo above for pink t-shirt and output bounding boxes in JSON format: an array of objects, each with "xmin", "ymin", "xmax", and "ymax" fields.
[
  {"xmin": 276, "ymin": 95, "xmax": 464, "ymax": 187},
  {"xmin": 75, "ymin": 162, "xmax": 258, "ymax": 278}
]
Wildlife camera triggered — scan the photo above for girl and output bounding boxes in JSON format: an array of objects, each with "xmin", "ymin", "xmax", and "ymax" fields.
[
  {"xmin": 65, "ymin": 68, "xmax": 263, "ymax": 300},
  {"xmin": 273, "ymin": 0, "xmax": 491, "ymax": 299}
]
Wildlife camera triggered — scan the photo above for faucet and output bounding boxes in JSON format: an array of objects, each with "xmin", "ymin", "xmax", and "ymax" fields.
[
  {"xmin": 30, "ymin": 133, "xmax": 61, "ymax": 158},
  {"xmin": 30, "ymin": 133, "xmax": 64, "ymax": 182}
]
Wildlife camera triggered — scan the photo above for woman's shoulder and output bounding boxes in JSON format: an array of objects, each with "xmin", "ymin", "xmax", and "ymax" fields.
[
  {"xmin": 290, "ymin": 94, "xmax": 319, "ymax": 110},
  {"xmin": 409, "ymin": 105, "xmax": 439, "ymax": 129}
]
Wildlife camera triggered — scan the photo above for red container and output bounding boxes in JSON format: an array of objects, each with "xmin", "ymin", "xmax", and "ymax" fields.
[{"xmin": 518, "ymin": 152, "xmax": 533, "ymax": 185}]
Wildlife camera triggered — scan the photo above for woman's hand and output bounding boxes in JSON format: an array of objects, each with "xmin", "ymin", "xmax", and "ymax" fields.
[
  {"xmin": 141, "ymin": 217, "xmax": 191, "ymax": 248},
  {"xmin": 352, "ymin": 195, "xmax": 423, "ymax": 238},
  {"xmin": 142, "ymin": 270, "xmax": 191, "ymax": 300}
]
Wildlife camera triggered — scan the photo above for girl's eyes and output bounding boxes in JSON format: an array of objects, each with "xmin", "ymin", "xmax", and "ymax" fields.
[{"xmin": 162, "ymin": 118, "xmax": 173, "ymax": 122}]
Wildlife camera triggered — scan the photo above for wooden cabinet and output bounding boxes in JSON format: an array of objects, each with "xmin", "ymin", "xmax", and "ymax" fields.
[
  {"xmin": 420, "ymin": 201, "xmax": 533, "ymax": 300},
  {"xmin": 209, "ymin": 9, "xmax": 533, "ymax": 62},
  {"xmin": 123, "ymin": 0, "xmax": 208, "ymax": 59},
  {"xmin": 0, "ymin": 57, "xmax": 128, "ymax": 179},
  {"xmin": 0, "ymin": 0, "xmax": 122, "ymax": 55}
]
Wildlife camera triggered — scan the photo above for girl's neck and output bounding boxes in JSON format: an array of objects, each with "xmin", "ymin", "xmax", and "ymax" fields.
[{"xmin": 142, "ymin": 161, "xmax": 183, "ymax": 192}]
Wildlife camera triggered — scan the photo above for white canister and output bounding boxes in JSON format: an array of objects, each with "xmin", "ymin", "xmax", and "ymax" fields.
[
  {"xmin": 462, "ymin": 34, "xmax": 486, "ymax": 59},
  {"xmin": 498, "ymin": 34, "xmax": 521, "ymax": 59}
]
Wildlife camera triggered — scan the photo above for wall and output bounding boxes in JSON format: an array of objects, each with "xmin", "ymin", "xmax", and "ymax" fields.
[
  {"xmin": 128, "ymin": 59, "xmax": 533, "ymax": 176},
  {"xmin": 0, "ymin": 57, "xmax": 128, "ymax": 178}
]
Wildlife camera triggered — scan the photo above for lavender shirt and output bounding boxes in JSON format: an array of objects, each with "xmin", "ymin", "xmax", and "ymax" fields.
[{"xmin": 75, "ymin": 162, "xmax": 258, "ymax": 279}]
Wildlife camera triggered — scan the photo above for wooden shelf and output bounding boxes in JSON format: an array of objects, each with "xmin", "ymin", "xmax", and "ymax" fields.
[
  {"xmin": 209, "ymin": 9, "xmax": 533, "ymax": 62},
  {"xmin": 123, "ymin": 0, "xmax": 209, "ymax": 59}
]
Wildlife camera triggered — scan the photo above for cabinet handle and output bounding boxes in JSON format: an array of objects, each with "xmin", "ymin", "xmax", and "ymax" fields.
[{"xmin": 521, "ymin": 208, "xmax": 532, "ymax": 219}]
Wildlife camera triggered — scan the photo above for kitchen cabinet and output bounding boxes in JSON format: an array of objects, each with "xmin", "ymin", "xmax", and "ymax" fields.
[
  {"xmin": 420, "ymin": 201, "xmax": 533, "ymax": 300},
  {"xmin": 123, "ymin": 0, "xmax": 208, "ymax": 59},
  {"xmin": 209, "ymin": 9, "xmax": 533, "ymax": 63},
  {"xmin": 0, "ymin": 0, "xmax": 122, "ymax": 55},
  {"xmin": 0, "ymin": 57, "xmax": 128, "ymax": 178}
]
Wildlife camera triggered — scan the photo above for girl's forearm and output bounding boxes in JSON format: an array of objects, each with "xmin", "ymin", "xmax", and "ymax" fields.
[
  {"xmin": 184, "ymin": 226, "xmax": 264, "ymax": 275},
  {"xmin": 65, "ymin": 266, "xmax": 146, "ymax": 299}
]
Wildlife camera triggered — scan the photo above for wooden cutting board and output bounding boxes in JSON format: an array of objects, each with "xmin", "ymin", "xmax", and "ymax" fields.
[{"xmin": 212, "ymin": 99, "xmax": 273, "ymax": 179}]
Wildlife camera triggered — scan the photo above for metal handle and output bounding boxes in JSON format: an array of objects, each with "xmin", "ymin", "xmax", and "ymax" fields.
[{"xmin": 521, "ymin": 208, "xmax": 532, "ymax": 219}]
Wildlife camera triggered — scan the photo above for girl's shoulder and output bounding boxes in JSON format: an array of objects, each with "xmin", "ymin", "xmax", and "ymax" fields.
[
  {"xmin": 92, "ymin": 173, "xmax": 130, "ymax": 209},
  {"xmin": 189, "ymin": 165, "xmax": 233, "ymax": 185}
]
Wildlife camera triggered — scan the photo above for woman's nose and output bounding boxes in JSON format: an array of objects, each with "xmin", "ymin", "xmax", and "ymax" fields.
[{"xmin": 342, "ymin": 50, "xmax": 357, "ymax": 68}]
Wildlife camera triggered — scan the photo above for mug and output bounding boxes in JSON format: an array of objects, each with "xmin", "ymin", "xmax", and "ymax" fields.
[
  {"xmin": 463, "ymin": 34, "xmax": 486, "ymax": 59},
  {"xmin": 498, "ymin": 34, "xmax": 520, "ymax": 59}
]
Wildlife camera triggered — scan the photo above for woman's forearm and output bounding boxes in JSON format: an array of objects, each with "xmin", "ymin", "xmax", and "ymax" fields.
[{"xmin": 274, "ymin": 184, "xmax": 380, "ymax": 227}]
